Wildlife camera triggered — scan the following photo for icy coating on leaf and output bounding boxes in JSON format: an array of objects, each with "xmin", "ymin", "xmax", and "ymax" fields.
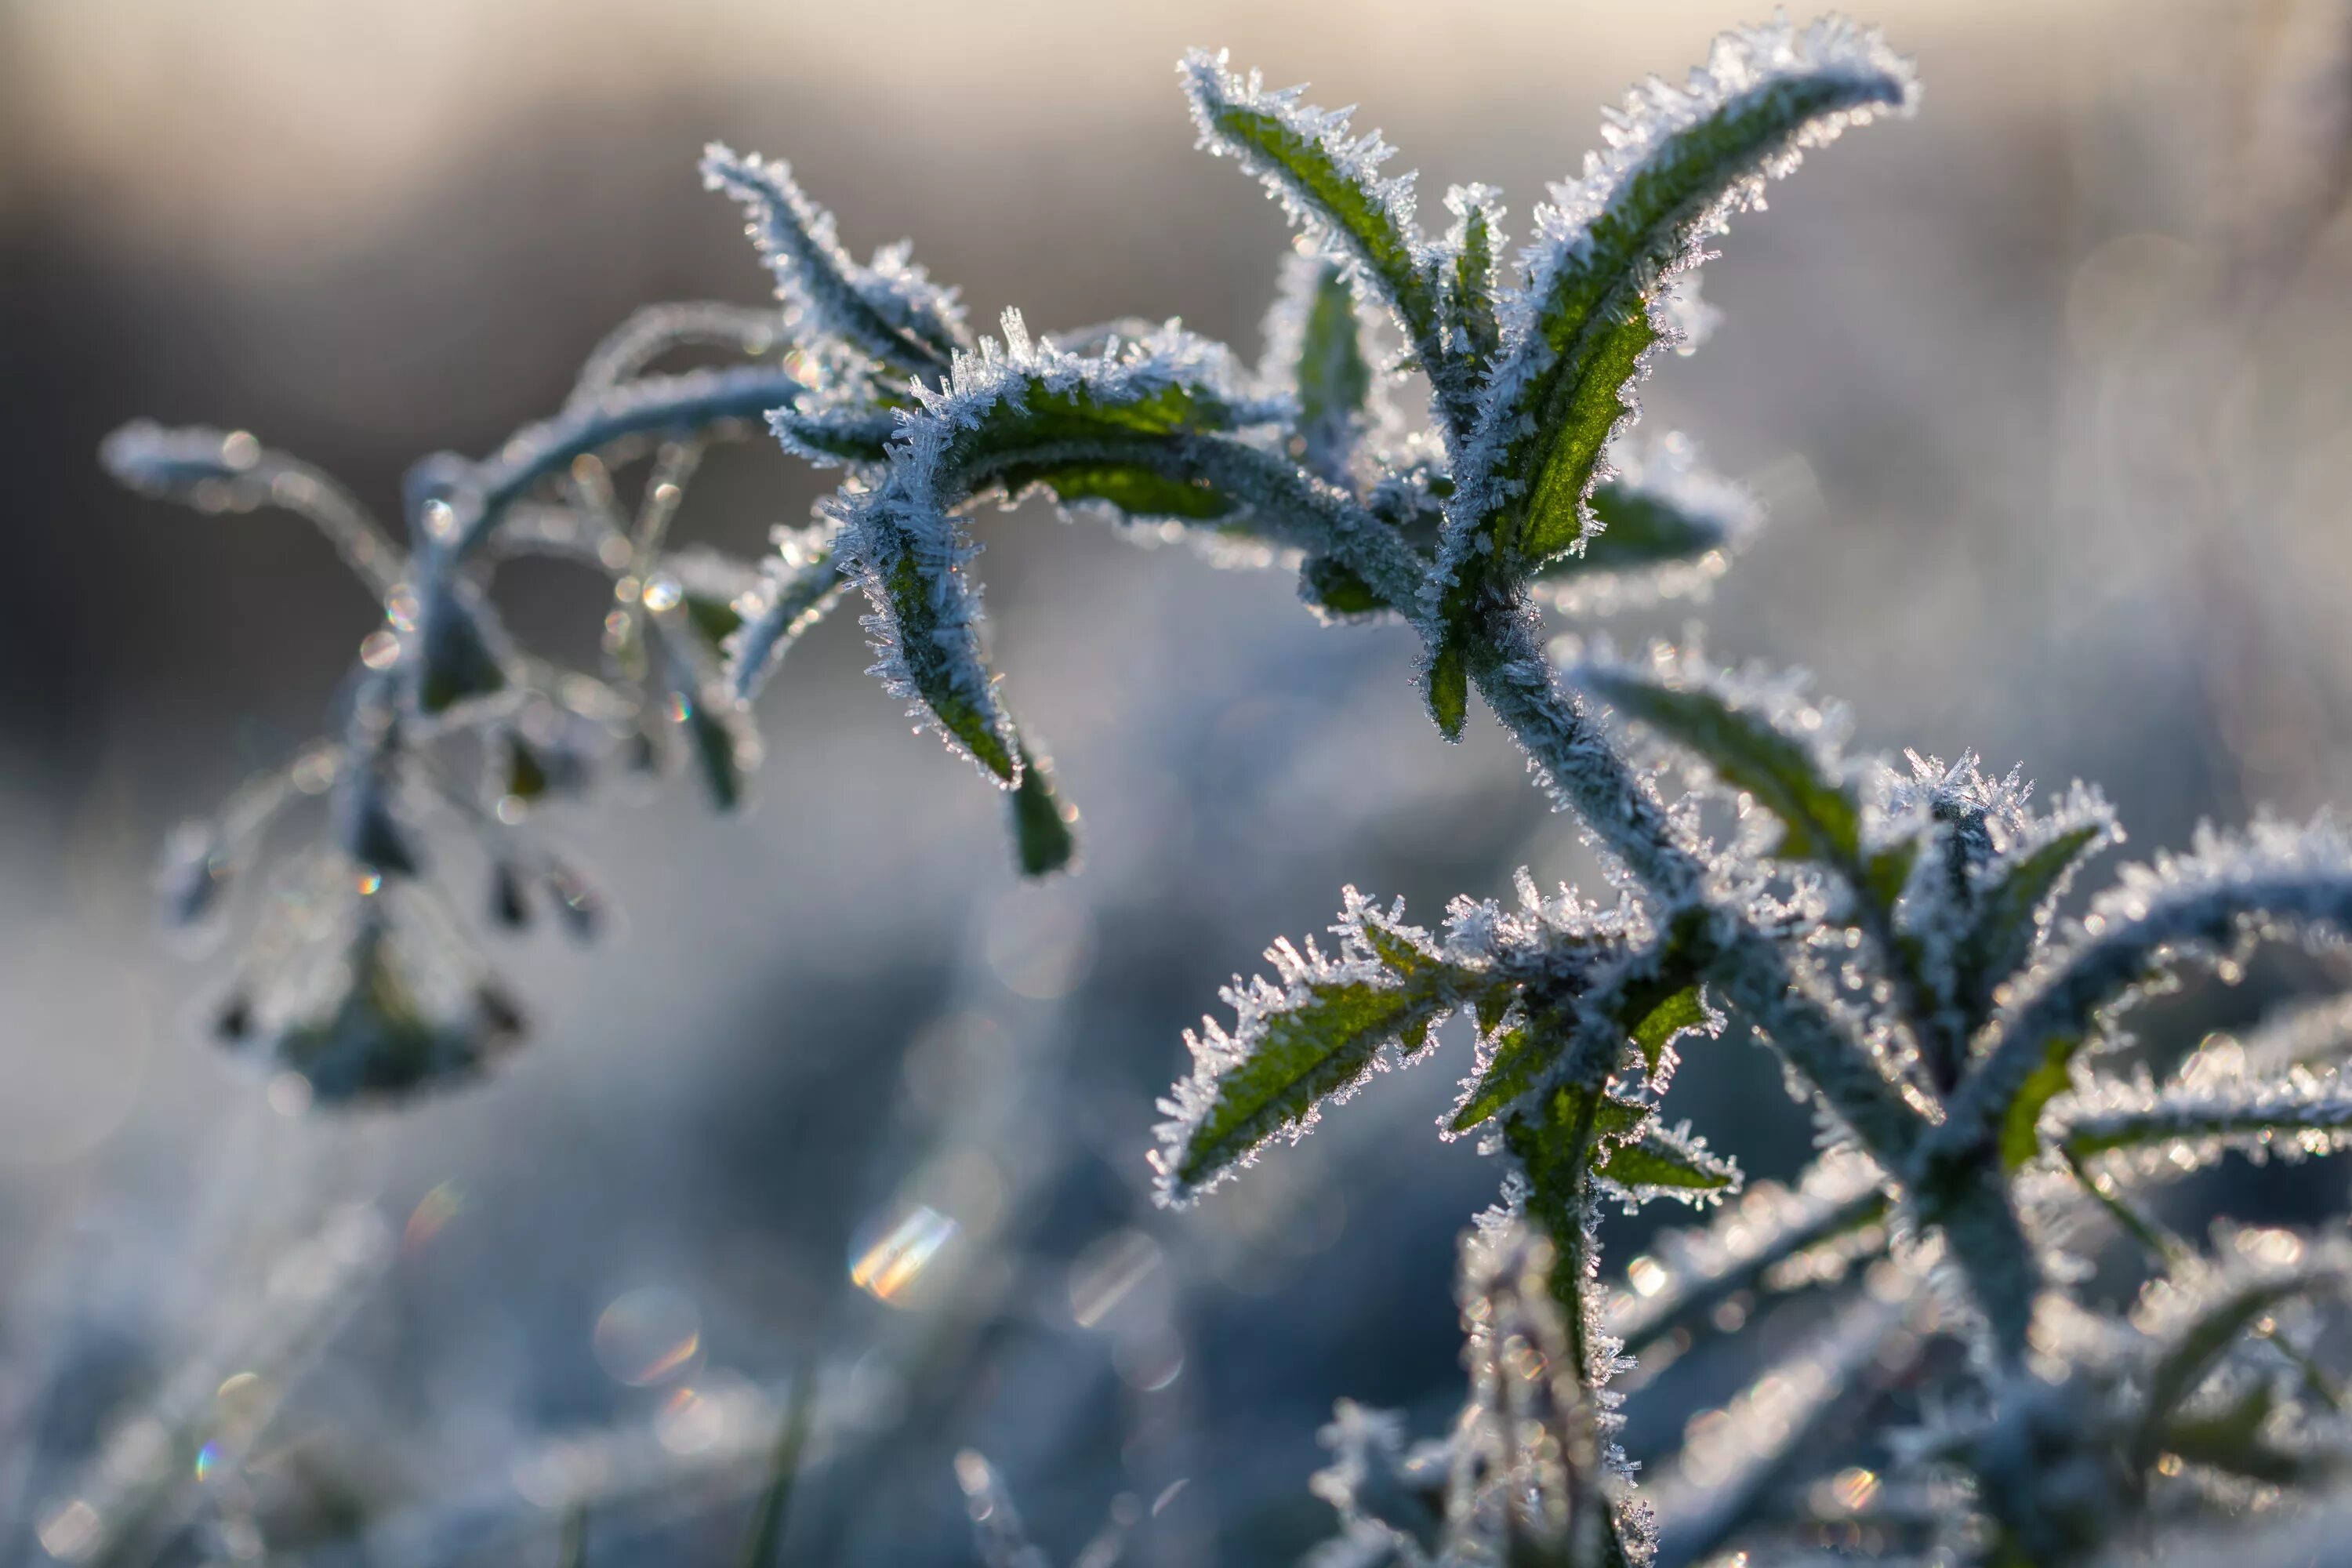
[
  {"xmin": 825, "ymin": 310, "xmax": 1284, "ymax": 783},
  {"xmin": 1425, "ymin": 16, "xmax": 1916, "ymax": 735},
  {"xmin": 700, "ymin": 143, "xmax": 969, "ymax": 372}
]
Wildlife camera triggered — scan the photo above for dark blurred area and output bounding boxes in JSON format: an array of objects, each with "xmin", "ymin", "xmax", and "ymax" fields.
[{"xmin": 3, "ymin": 1, "xmax": 2351, "ymax": 1564}]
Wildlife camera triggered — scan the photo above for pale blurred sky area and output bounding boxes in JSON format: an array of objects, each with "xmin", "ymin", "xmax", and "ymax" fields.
[{"xmin": 1, "ymin": 2, "xmax": 2350, "ymax": 1563}]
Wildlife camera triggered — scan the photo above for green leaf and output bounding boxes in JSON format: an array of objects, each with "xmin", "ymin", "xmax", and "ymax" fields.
[
  {"xmin": 1512, "ymin": 311, "xmax": 1659, "ymax": 568},
  {"xmin": 1284, "ymin": 257, "xmax": 1375, "ymax": 483},
  {"xmin": 677, "ymin": 688, "xmax": 756, "ymax": 811},
  {"xmin": 1181, "ymin": 56, "xmax": 1444, "ymax": 379},
  {"xmin": 412, "ymin": 583, "xmax": 510, "ymax": 715},
  {"xmin": 1298, "ymin": 554, "xmax": 1390, "ymax": 618},
  {"xmin": 1581, "ymin": 668, "xmax": 1860, "ymax": 866},
  {"xmin": 1536, "ymin": 480, "xmax": 1734, "ymax": 576},
  {"xmin": 1171, "ymin": 976, "xmax": 1454, "ymax": 1191},
  {"xmin": 1446, "ymin": 198, "xmax": 1502, "ymax": 372},
  {"xmin": 2056, "ymin": 1077, "xmax": 2352, "ymax": 1162},
  {"xmin": 996, "ymin": 460, "xmax": 1235, "ymax": 519},
  {"xmin": 1007, "ymin": 742, "xmax": 1079, "ymax": 877},
  {"xmin": 769, "ymin": 404, "xmax": 896, "ymax": 466},
  {"xmin": 2158, "ymin": 1385, "xmax": 2321, "ymax": 1486},
  {"xmin": 1454, "ymin": 1022, "xmax": 1560, "ymax": 1133},
  {"xmin": 1428, "ymin": 643, "xmax": 1470, "ymax": 741},
  {"xmin": 1955, "ymin": 824, "xmax": 2107, "ymax": 1025},
  {"xmin": 2136, "ymin": 1273, "xmax": 2348, "ymax": 1472},
  {"xmin": 1478, "ymin": 62, "xmax": 1909, "ymax": 578},
  {"xmin": 499, "ymin": 730, "xmax": 551, "ymax": 803},
  {"xmin": 701, "ymin": 146, "xmax": 965, "ymax": 373},
  {"xmin": 1999, "ymin": 1034, "xmax": 2081, "ymax": 1170},
  {"xmin": 1628, "ymin": 983, "xmax": 1708, "ymax": 1075},
  {"xmin": 682, "ymin": 590, "xmax": 746, "ymax": 651},
  {"xmin": 1597, "ymin": 1128, "xmax": 1737, "ymax": 1194}
]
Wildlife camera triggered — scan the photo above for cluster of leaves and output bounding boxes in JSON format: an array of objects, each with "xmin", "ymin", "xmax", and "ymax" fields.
[{"xmin": 114, "ymin": 13, "xmax": 2352, "ymax": 1568}]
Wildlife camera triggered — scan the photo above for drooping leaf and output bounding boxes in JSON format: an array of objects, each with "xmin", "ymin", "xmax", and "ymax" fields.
[
  {"xmin": 1007, "ymin": 741, "xmax": 1079, "ymax": 877},
  {"xmin": 701, "ymin": 144, "xmax": 967, "ymax": 373},
  {"xmin": 410, "ymin": 579, "xmax": 511, "ymax": 716},
  {"xmin": 726, "ymin": 530, "xmax": 848, "ymax": 702},
  {"xmin": 826, "ymin": 314, "xmax": 1277, "ymax": 784}
]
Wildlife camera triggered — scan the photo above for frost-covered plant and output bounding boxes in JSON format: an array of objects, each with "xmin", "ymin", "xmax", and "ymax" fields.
[{"xmin": 109, "ymin": 12, "xmax": 2352, "ymax": 1568}]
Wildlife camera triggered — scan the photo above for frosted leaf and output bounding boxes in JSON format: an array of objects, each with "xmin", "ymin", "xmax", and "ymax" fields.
[
  {"xmin": 1596, "ymin": 1116, "xmax": 1740, "ymax": 1207},
  {"xmin": 1643, "ymin": 1282, "xmax": 1919, "ymax": 1568},
  {"xmin": 1943, "ymin": 815, "xmax": 2352, "ymax": 1174},
  {"xmin": 822, "ymin": 310, "xmax": 1284, "ymax": 783},
  {"xmin": 1874, "ymin": 750, "xmax": 2119, "ymax": 1047},
  {"xmin": 1531, "ymin": 432, "xmax": 1763, "ymax": 615},
  {"xmin": 1448, "ymin": 915, "xmax": 1717, "ymax": 1136},
  {"xmin": 101, "ymin": 420, "xmax": 405, "ymax": 596},
  {"xmin": 568, "ymin": 300, "xmax": 787, "ymax": 398},
  {"xmin": 1446, "ymin": 1220, "xmax": 1626, "ymax": 1565},
  {"xmin": 2055, "ymin": 1056, "xmax": 2352, "ymax": 1178},
  {"xmin": 210, "ymin": 854, "xmax": 525, "ymax": 1104},
  {"xmin": 1307, "ymin": 1400, "xmax": 1447, "ymax": 1563},
  {"xmin": 701, "ymin": 144, "xmax": 968, "ymax": 373},
  {"xmin": 1439, "ymin": 183, "xmax": 1506, "ymax": 373},
  {"xmin": 1152, "ymin": 887, "xmax": 1504, "ymax": 1205},
  {"xmin": 1259, "ymin": 248, "xmax": 1381, "ymax": 488},
  {"xmin": 726, "ymin": 524, "xmax": 848, "ymax": 702},
  {"xmin": 1425, "ymin": 16, "xmax": 1916, "ymax": 731},
  {"xmin": 1604, "ymin": 1147, "xmax": 1889, "ymax": 1354},
  {"xmin": 1573, "ymin": 641, "xmax": 1917, "ymax": 925},
  {"xmin": 1178, "ymin": 50, "xmax": 1472, "ymax": 432}
]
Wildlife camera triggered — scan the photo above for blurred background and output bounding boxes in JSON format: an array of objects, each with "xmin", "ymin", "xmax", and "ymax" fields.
[{"xmin": 3, "ymin": 0, "xmax": 2351, "ymax": 1563}]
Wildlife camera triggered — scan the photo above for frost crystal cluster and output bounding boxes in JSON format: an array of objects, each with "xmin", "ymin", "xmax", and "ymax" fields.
[{"xmin": 109, "ymin": 13, "xmax": 2352, "ymax": 1567}]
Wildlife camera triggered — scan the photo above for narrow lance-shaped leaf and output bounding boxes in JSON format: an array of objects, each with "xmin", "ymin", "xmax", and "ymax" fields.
[
  {"xmin": 701, "ymin": 144, "xmax": 968, "ymax": 374},
  {"xmin": 1606, "ymin": 1149, "xmax": 1889, "ymax": 1355},
  {"xmin": 2055, "ymin": 1062, "xmax": 2352, "ymax": 1171},
  {"xmin": 2133, "ymin": 1254, "xmax": 2352, "ymax": 1474},
  {"xmin": 1006, "ymin": 739, "xmax": 1079, "ymax": 878},
  {"xmin": 101, "ymin": 421, "xmax": 405, "ymax": 596},
  {"xmin": 1153, "ymin": 891, "xmax": 1500, "ymax": 1203},
  {"xmin": 1940, "ymin": 818, "xmax": 2352, "ymax": 1175},
  {"xmin": 726, "ymin": 526, "xmax": 850, "ymax": 703},
  {"xmin": 1181, "ymin": 52, "xmax": 1468, "ymax": 427},
  {"xmin": 1263, "ymin": 250, "xmax": 1375, "ymax": 486},
  {"xmin": 1428, "ymin": 19, "xmax": 1915, "ymax": 732},
  {"xmin": 1951, "ymin": 820, "xmax": 2111, "ymax": 1030},
  {"xmin": 1596, "ymin": 1119, "xmax": 1739, "ymax": 1202},
  {"xmin": 1578, "ymin": 659, "xmax": 1914, "ymax": 917},
  {"xmin": 1453, "ymin": 915, "xmax": 1718, "ymax": 1134},
  {"xmin": 825, "ymin": 312, "xmax": 1280, "ymax": 785},
  {"xmin": 1442, "ymin": 184, "xmax": 1504, "ymax": 373}
]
